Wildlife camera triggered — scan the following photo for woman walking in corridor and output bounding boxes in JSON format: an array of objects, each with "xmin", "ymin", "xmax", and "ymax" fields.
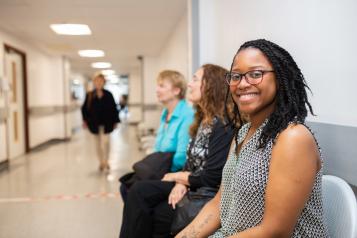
[{"xmin": 81, "ymin": 73, "xmax": 120, "ymax": 171}]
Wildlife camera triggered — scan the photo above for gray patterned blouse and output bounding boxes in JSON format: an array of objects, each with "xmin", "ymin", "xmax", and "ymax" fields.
[{"xmin": 209, "ymin": 120, "xmax": 329, "ymax": 238}]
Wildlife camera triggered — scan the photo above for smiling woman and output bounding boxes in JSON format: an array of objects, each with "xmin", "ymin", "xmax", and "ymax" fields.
[
  {"xmin": 229, "ymin": 48, "xmax": 277, "ymax": 121},
  {"xmin": 176, "ymin": 39, "xmax": 329, "ymax": 238}
]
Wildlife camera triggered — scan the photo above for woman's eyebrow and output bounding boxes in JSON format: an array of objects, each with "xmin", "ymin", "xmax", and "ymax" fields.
[{"xmin": 231, "ymin": 65, "xmax": 266, "ymax": 72}]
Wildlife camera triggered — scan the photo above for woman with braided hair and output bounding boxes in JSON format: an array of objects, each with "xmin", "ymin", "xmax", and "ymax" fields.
[{"xmin": 176, "ymin": 39, "xmax": 329, "ymax": 238}]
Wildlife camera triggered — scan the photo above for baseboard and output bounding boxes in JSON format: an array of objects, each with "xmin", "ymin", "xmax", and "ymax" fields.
[
  {"xmin": 0, "ymin": 160, "xmax": 9, "ymax": 172},
  {"xmin": 30, "ymin": 138, "xmax": 70, "ymax": 152}
]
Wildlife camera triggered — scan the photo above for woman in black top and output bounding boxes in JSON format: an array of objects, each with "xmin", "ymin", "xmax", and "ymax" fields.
[
  {"xmin": 81, "ymin": 73, "xmax": 120, "ymax": 171},
  {"xmin": 119, "ymin": 64, "xmax": 235, "ymax": 238}
]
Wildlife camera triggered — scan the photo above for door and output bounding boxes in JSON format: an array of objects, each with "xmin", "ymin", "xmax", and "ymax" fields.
[{"xmin": 4, "ymin": 50, "xmax": 25, "ymax": 159}]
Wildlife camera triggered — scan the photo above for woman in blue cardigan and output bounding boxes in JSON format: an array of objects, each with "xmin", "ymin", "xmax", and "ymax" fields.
[{"xmin": 120, "ymin": 70, "xmax": 194, "ymax": 201}]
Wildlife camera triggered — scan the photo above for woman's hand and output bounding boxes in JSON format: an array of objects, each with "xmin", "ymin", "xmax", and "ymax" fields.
[
  {"xmin": 162, "ymin": 171, "xmax": 191, "ymax": 185},
  {"xmin": 168, "ymin": 183, "xmax": 188, "ymax": 209},
  {"xmin": 161, "ymin": 172, "xmax": 177, "ymax": 182}
]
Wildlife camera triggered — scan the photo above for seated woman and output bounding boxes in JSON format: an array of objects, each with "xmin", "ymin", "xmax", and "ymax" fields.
[
  {"xmin": 120, "ymin": 70, "xmax": 194, "ymax": 201},
  {"xmin": 154, "ymin": 70, "xmax": 195, "ymax": 172},
  {"xmin": 176, "ymin": 39, "xmax": 329, "ymax": 238},
  {"xmin": 119, "ymin": 64, "xmax": 235, "ymax": 238}
]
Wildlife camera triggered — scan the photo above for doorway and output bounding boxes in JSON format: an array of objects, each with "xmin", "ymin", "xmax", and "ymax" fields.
[{"xmin": 4, "ymin": 44, "xmax": 29, "ymax": 159}]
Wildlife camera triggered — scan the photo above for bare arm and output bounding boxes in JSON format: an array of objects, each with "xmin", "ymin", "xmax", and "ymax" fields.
[
  {"xmin": 228, "ymin": 124, "xmax": 320, "ymax": 238},
  {"xmin": 175, "ymin": 187, "xmax": 222, "ymax": 238}
]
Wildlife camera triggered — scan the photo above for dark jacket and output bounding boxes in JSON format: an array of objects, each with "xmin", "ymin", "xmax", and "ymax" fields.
[
  {"xmin": 81, "ymin": 89, "xmax": 120, "ymax": 134},
  {"xmin": 184, "ymin": 119, "xmax": 234, "ymax": 190}
]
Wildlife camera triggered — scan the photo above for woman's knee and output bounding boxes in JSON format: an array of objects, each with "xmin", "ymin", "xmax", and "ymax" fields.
[{"xmin": 127, "ymin": 180, "xmax": 152, "ymax": 199}]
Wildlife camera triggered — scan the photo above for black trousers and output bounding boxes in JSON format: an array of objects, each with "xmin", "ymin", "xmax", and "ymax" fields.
[{"xmin": 119, "ymin": 180, "xmax": 175, "ymax": 238}]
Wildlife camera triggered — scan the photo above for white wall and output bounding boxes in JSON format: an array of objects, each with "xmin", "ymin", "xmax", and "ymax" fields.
[
  {"xmin": 198, "ymin": 0, "xmax": 357, "ymax": 127},
  {"xmin": 27, "ymin": 53, "xmax": 64, "ymax": 106},
  {"xmin": 128, "ymin": 68, "xmax": 143, "ymax": 123},
  {"xmin": 0, "ymin": 29, "xmax": 72, "ymax": 149},
  {"xmin": 141, "ymin": 13, "xmax": 189, "ymax": 125},
  {"xmin": 143, "ymin": 56, "xmax": 160, "ymax": 105},
  {"xmin": 144, "ymin": 13, "xmax": 189, "ymax": 105},
  {"xmin": 27, "ymin": 54, "xmax": 67, "ymax": 147},
  {"xmin": 157, "ymin": 13, "xmax": 189, "ymax": 80},
  {"xmin": 29, "ymin": 114, "xmax": 65, "ymax": 147}
]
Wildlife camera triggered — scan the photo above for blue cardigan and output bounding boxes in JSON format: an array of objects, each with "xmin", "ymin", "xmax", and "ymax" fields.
[{"xmin": 154, "ymin": 100, "xmax": 194, "ymax": 172}]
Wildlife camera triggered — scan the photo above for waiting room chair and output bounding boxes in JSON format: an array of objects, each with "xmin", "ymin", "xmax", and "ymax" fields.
[{"xmin": 322, "ymin": 175, "xmax": 357, "ymax": 238}]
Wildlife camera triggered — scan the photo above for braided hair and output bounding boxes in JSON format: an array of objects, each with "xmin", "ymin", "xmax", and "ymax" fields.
[{"xmin": 226, "ymin": 39, "xmax": 315, "ymax": 149}]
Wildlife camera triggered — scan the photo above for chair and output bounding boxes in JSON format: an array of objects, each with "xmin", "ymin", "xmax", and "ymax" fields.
[{"xmin": 322, "ymin": 175, "xmax": 357, "ymax": 238}]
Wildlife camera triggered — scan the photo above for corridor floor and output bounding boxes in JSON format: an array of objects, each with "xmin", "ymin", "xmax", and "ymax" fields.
[{"xmin": 0, "ymin": 124, "xmax": 143, "ymax": 238}]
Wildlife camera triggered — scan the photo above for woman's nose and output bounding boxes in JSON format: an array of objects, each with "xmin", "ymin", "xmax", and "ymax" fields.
[{"xmin": 238, "ymin": 75, "xmax": 250, "ymax": 89}]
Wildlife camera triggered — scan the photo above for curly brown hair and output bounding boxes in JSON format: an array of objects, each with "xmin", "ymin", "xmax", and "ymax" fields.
[{"xmin": 189, "ymin": 64, "xmax": 234, "ymax": 137}]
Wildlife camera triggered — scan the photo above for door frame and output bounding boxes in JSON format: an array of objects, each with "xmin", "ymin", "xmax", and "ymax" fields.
[{"xmin": 4, "ymin": 43, "xmax": 30, "ymax": 153}]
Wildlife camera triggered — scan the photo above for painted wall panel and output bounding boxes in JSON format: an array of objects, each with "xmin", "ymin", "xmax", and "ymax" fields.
[
  {"xmin": 29, "ymin": 114, "xmax": 65, "ymax": 148},
  {"xmin": 198, "ymin": 0, "xmax": 357, "ymax": 127}
]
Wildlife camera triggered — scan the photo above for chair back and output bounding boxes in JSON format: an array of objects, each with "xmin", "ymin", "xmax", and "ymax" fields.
[{"xmin": 322, "ymin": 175, "xmax": 357, "ymax": 238}]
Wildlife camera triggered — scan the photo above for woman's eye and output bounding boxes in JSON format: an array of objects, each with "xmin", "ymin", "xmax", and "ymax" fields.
[
  {"xmin": 249, "ymin": 71, "xmax": 262, "ymax": 79},
  {"xmin": 231, "ymin": 74, "xmax": 241, "ymax": 81}
]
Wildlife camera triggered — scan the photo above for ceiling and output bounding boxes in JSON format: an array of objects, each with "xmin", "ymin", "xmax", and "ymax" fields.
[{"xmin": 0, "ymin": 0, "xmax": 187, "ymax": 77}]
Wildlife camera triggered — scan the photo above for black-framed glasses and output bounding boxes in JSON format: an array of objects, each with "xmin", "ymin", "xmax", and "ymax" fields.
[{"xmin": 225, "ymin": 70, "xmax": 274, "ymax": 86}]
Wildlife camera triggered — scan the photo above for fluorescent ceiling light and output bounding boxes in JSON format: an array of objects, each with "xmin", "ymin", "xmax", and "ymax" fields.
[
  {"xmin": 101, "ymin": 69, "xmax": 115, "ymax": 75},
  {"xmin": 91, "ymin": 62, "xmax": 111, "ymax": 69},
  {"xmin": 78, "ymin": 50, "xmax": 104, "ymax": 57},
  {"xmin": 50, "ymin": 24, "xmax": 91, "ymax": 35}
]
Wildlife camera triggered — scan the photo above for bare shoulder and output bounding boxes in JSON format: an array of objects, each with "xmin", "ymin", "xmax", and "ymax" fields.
[
  {"xmin": 272, "ymin": 123, "xmax": 319, "ymax": 170},
  {"xmin": 276, "ymin": 123, "xmax": 315, "ymax": 145}
]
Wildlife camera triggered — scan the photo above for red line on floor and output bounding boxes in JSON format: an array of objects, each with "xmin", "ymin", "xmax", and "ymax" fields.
[{"xmin": 0, "ymin": 192, "xmax": 121, "ymax": 203}]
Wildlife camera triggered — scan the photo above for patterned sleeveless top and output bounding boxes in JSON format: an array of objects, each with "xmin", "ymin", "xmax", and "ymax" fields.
[{"xmin": 209, "ymin": 120, "xmax": 329, "ymax": 238}]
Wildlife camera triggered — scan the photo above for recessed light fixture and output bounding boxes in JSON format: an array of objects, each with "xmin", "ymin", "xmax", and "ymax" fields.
[
  {"xmin": 101, "ymin": 69, "xmax": 115, "ymax": 75},
  {"xmin": 78, "ymin": 50, "xmax": 104, "ymax": 57},
  {"xmin": 50, "ymin": 24, "xmax": 91, "ymax": 35},
  {"xmin": 91, "ymin": 62, "xmax": 112, "ymax": 69}
]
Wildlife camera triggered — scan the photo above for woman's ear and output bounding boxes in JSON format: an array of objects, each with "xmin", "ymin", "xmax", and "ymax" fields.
[{"xmin": 173, "ymin": 87, "xmax": 181, "ymax": 97}]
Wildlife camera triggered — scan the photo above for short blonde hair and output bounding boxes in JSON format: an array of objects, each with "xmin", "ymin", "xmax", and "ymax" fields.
[
  {"xmin": 157, "ymin": 70, "xmax": 186, "ymax": 99},
  {"xmin": 93, "ymin": 72, "xmax": 105, "ymax": 81}
]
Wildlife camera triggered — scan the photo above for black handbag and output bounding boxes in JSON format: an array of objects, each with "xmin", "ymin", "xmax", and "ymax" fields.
[
  {"xmin": 170, "ymin": 186, "xmax": 218, "ymax": 235},
  {"xmin": 119, "ymin": 151, "xmax": 174, "ymax": 188}
]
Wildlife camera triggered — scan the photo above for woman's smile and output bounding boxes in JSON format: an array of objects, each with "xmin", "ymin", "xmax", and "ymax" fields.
[{"xmin": 237, "ymin": 91, "xmax": 259, "ymax": 103}]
